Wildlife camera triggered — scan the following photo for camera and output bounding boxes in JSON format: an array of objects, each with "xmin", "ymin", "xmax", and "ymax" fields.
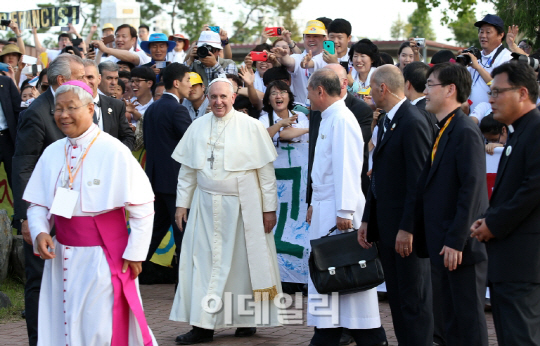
[
  {"xmin": 0, "ymin": 20, "xmax": 11, "ymax": 27},
  {"xmin": 196, "ymin": 44, "xmax": 212, "ymax": 59},
  {"xmin": 414, "ymin": 38, "xmax": 425, "ymax": 48},
  {"xmin": 456, "ymin": 47, "xmax": 482, "ymax": 66},
  {"xmin": 511, "ymin": 52, "xmax": 540, "ymax": 71}
]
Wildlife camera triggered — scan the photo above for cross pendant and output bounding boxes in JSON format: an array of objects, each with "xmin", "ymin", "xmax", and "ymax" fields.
[{"xmin": 207, "ymin": 152, "xmax": 215, "ymax": 169}]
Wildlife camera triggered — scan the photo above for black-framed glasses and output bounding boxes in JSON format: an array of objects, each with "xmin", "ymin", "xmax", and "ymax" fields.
[
  {"xmin": 130, "ymin": 78, "xmax": 149, "ymax": 84},
  {"xmin": 39, "ymin": 84, "xmax": 49, "ymax": 92},
  {"xmin": 425, "ymin": 83, "xmax": 444, "ymax": 90},
  {"xmin": 487, "ymin": 87, "xmax": 519, "ymax": 98}
]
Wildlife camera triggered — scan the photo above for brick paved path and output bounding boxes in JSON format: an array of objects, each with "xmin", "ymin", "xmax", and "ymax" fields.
[{"xmin": 0, "ymin": 284, "xmax": 499, "ymax": 345}]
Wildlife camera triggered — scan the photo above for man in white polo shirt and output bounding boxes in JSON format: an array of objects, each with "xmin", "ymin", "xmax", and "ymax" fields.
[{"xmin": 92, "ymin": 24, "xmax": 151, "ymax": 67}]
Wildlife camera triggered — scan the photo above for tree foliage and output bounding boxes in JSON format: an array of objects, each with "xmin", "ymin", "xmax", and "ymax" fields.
[
  {"xmin": 494, "ymin": 0, "xmax": 540, "ymax": 46},
  {"xmin": 174, "ymin": 0, "xmax": 213, "ymax": 40},
  {"xmin": 448, "ymin": 11, "xmax": 480, "ymax": 47},
  {"xmin": 406, "ymin": 8, "xmax": 436, "ymax": 40},
  {"xmin": 391, "ymin": 14, "xmax": 407, "ymax": 40}
]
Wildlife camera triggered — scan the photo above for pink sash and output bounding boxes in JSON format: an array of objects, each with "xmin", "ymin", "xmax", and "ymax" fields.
[{"xmin": 55, "ymin": 209, "xmax": 153, "ymax": 346}]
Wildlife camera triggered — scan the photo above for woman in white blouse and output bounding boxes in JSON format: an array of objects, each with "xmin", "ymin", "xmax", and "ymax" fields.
[
  {"xmin": 259, "ymin": 80, "xmax": 309, "ymax": 145},
  {"xmin": 347, "ymin": 39, "xmax": 381, "ymax": 95}
]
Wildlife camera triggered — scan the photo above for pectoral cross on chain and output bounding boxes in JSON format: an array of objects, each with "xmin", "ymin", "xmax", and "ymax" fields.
[{"xmin": 207, "ymin": 152, "xmax": 215, "ymax": 169}]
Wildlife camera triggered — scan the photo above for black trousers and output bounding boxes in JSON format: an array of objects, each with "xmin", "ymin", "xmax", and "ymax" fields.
[
  {"xmin": 146, "ymin": 192, "xmax": 184, "ymax": 268},
  {"xmin": 0, "ymin": 129, "xmax": 14, "ymax": 190},
  {"xmin": 23, "ymin": 241, "xmax": 44, "ymax": 346},
  {"xmin": 491, "ymin": 281, "xmax": 540, "ymax": 346},
  {"xmin": 431, "ymin": 264, "xmax": 446, "ymax": 345},
  {"xmin": 432, "ymin": 260, "xmax": 488, "ymax": 346},
  {"xmin": 378, "ymin": 242, "xmax": 433, "ymax": 346},
  {"xmin": 311, "ymin": 326, "xmax": 386, "ymax": 346}
]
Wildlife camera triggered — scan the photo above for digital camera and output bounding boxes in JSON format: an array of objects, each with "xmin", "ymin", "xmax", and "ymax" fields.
[
  {"xmin": 456, "ymin": 47, "xmax": 482, "ymax": 66},
  {"xmin": 197, "ymin": 44, "xmax": 212, "ymax": 59}
]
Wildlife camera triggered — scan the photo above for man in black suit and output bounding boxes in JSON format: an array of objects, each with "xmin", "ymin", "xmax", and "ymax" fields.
[
  {"xmin": 82, "ymin": 59, "xmax": 135, "ymax": 150},
  {"xmin": 417, "ymin": 62, "xmax": 489, "ymax": 345},
  {"xmin": 11, "ymin": 53, "xmax": 86, "ymax": 346},
  {"xmin": 0, "ymin": 75, "xmax": 22, "ymax": 190},
  {"xmin": 358, "ymin": 65, "xmax": 434, "ymax": 346},
  {"xmin": 403, "ymin": 61, "xmax": 438, "ymax": 140},
  {"xmin": 143, "ymin": 63, "xmax": 192, "ymax": 271},
  {"xmin": 306, "ymin": 63, "xmax": 373, "ymax": 209},
  {"xmin": 471, "ymin": 61, "xmax": 540, "ymax": 346}
]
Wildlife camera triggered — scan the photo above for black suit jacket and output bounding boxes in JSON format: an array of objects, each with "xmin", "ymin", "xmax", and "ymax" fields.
[
  {"xmin": 362, "ymin": 100, "xmax": 432, "ymax": 247},
  {"xmin": 12, "ymin": 88, "xmax": 64, "ymax": 223},
  {"xmin": 0, "ymin": 75, "xmax": 22, "ymax": 144},
  {"xmin": 143, "ymin": 93, "xmax": 192, "ymax": 194},
  {"xmin": 307, "ymin": 93, "xmax": 373, "ymax": 204},
  {"xmin": 484, "ymin": 108, "xmax": 540, "ymax": 283},
  {"xmin": 414, "ymin": 109, "xmax": 488, "ymax": 267},
  {"xmin": 98, "ymin": 94, "xmax": 135, "ymax": 150},
  {"xmin": 414, "ymin": 97, "xmax": 438, "ymax": 141}
]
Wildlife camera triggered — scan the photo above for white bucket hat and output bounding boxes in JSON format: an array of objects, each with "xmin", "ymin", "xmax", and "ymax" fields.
[{"xmin": 197, "ymin": 31, "xmax": 222, "ymax": 50}]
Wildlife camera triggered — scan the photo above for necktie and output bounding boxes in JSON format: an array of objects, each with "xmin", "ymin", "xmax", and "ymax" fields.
[
  {"xmin": 383, "ymin": 114, "xmax": 391, "ymax": 133},
  {"xmin": 93, "ymin": 101, "xmax": 100, "ymax": 124}
]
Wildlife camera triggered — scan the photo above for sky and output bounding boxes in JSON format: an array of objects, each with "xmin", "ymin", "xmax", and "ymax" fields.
[{"xmin": 1, "ymin": 0, "xmax": 496, "ymax": 46}]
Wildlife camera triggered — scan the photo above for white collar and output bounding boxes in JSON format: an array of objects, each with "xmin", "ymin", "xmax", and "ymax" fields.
[
  {"xmin": 386, "ymin": 97, "xmax": 407, "ymax": 121},
  {"xmin": 482, "ymin": 44, "xmax": 503, "ymax": 59},
  {"xmin": 508, "ymin": 124, "xmax": 514, "ymax": 134},
  {"xmin": 97, "ymin": 88, "xmax": 106, "ymax": 96},
  {"xmin": 341, "ymin": 93, "xmax": 348, "ymax": 101},
  {"xmin": 93, "ymin": 94, "xmax": 100, "ymax": 104},
  {"xmin": 67, "ymin": 124, "xmax": 99, "ymax": 146},
  {"xmin": 410, "ymin": 96, "xmax": 425, "ymax": 105},
  {"xmin": 163, "ymin": 91, "xmax": 179, "ymax": 102},
  {"xmin": 321, "ymin": 99, "xmax": 345, "ymax": 119}
]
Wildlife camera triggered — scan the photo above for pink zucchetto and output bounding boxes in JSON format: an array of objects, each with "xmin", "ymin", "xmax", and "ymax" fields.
[{"xmin": 62, "ymin": 80, "xmax": 93, "ymax": 96}]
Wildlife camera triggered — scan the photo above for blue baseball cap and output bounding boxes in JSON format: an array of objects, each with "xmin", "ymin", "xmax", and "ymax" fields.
[
  {"xmin": 140, "ymin": 33, "xmax": 176, "ymax": 54},
  {"xmin": 474, "ymin": 14, "xmax": 504, "ymax": 31}
]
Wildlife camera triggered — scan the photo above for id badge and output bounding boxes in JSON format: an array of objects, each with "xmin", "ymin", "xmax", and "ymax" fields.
[{"xmin": 49, "ymin": 187, "xmax": 79, "ymax": 219}]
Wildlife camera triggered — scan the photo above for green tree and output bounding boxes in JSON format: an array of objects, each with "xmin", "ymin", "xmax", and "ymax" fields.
[
  {"xmin": 391, "ymin": 14, "xmax": 407, "ymax": 40},
  {"xmin": 449, "ymin": 11, "xmax": 480, "ymax": 47},
  {"xmin": 405, "ymin": 7, "xmax": 436, "ymax": 40},
  {"xmin": 494, "ymin": 0, "xmax": 540, "ymax": 46},
  {"xmin": 174, "ymin": 0, "xmax": 213, "ymax": 40}
]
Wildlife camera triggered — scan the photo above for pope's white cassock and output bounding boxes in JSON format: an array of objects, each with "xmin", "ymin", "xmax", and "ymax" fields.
[
  {"xmin": 169, "ymin": 109, "xmax": 284, "ymax": 329},
  {"xmin": 308, "ymin": 99, "xmax": 381, "ymax": 329},
  {"xmin": 23, "ymin": 124, "xmax": 158, "ymax": 346}
]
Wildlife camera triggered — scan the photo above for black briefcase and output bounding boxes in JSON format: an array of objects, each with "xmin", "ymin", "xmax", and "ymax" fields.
[{"xmin": 309, "ymin": 226, "xmax": 384, "ymax": 295}]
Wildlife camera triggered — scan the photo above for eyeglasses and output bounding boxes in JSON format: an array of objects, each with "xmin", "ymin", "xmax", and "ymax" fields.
[
  {"xmin": 39, "ymin": 84, "xmax": 49, "ymax": 92},
  {"xmin": 425, "ymin": 83, "xmax": 444, "ymax": 90},
  {"xmin": 270, "ymin": 90, "xmax": 288, "ymax": 97},
  {"xmin": 54, "ymin": 103, "xmax": 90, "ymax": 116},
  {"xmin": 485, "ymin": 134, "xmax": 502, "ymax": 144},
  {"xmin": 130, "ymin": 78, "xmax": 149, "ymax": 84},
  {"xmin": 487, "ymin": 87, "xmax": 519, "ymax": 98}
]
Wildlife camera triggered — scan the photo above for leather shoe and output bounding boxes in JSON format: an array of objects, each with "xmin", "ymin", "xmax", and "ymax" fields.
[
  {"xmin": 234, "ymin": 327, "xmax": 256, "ymax": 337},
  {"xmin": 339, "ymin": 330, "xmax": 353, "ymax": 345},
  {"xmin": 175, "ymin": 327, "xmax": 214, "ymax": 344}
]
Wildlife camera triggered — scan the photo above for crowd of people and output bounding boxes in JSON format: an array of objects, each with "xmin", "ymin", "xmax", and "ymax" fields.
[{"xmin": 1, "ymin": 11, "xmax": 540, "ymax": 346}]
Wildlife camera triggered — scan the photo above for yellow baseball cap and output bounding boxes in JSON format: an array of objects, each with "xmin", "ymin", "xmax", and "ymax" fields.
[
  {"xmin": 303, "ymin": 20, "xmax": 326, "ymax": 36},
  {"xmin": 102, "ymin": 23, "xmax": 114, "ymax": 31},
  {"xmin": 189, "ymin": 72, "xmax": 203, "ymax": 85}
]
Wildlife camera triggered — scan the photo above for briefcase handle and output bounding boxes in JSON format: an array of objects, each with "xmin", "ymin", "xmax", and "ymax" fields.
[{"xmin": 323, "ymin": 226, "xmax": 358, "ymax": 238}]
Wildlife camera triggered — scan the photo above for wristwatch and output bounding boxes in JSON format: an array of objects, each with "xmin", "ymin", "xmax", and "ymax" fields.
[
  {"xmin": 16, "ymin": 34, "xmax": 22, "ymax": 38},
  {"xmin": 288, "ymin": 41, "xmax": 296, "ymax": 49}
]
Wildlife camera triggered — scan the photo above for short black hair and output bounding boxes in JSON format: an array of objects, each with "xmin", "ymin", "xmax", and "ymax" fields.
[
  {"xmin": 226, "ymin": 73, "xmax": 243, "ymax": 90},
  {"xmin": 37, "ymin": 68, "xmax": 48, "ymax": 89},
  {"xmin": 139, "ymin": 24, "xmax": 149, "ymax": 31},
  {"xmin": 117, "ymin": 60, "xmax": 135, "ymax": 71},
  {"xmin": 253, "ymin": 43, "xmax": 272, "ymax": 52},
  {"xmin": 349, "ymin": 39, "xmax": 381, "ymax": 67},
  {"xmin": 328, "ymin": 19, "xmax": 351, "ymax": 36},
  {"xmin": 131, "ymin": 66, "xmax": 156, "ymax": 90},
  {"xmin": 380, "ymin": 52, "xmax": 394, "ymax": 65},
  {"xmin": 426, "ymin": 62, "xmax": 472, "ymax": 103},
  {"xmin": 234, "ymin": 95, "xmax": 261, "ymax": 119},
  {"xmin": 116, "ymin": 24, "xmax": 137, "ymax": 39},
  {"xmin": 162, "ymin": 62, "xmax": 189, "ymax": 90},
  {"xmin": 117, "ymin": 78, "xmax": 126, "ymax": 94},
  {"xmin": 262, "ymin": 80, "xmax": 295, "ymax": 114},
  {"xmin": 403, "ymin": 62, "xmax": 430, "ymax": 93},
  {"xmin": 491, "ymin": 61, "xmax": 539, "ymax": 103},
  {"xmin": 316, "ymin": 17, "xmax": 332, "ymax": 29},
  {"xmin": 263, "ymin": 66, "xmax": 290, "ymax": 86},
  {"xmin": 0, "ymin": 40, "xmax": 8, "ymax": 45},
  {"xmin": 7, "ymin": 37, "xmax": 17, "ymax": 43},
  {"xmin": 20, "ymin": 80, "xmax": 32, "ymax": 91},
  {"xmin": 60, "ymin": 45, "xmax": 82, "ymax": 57},
  {"xmin": 152, "ymin": 81, "xmax": 164, "ymax": 96},
  {"xmin": 118, "ymin": 70, "xmax": 131, "ymax": 80},
  {"xmin": 480, "ymin": 113, "xmax": 506, "ymax": 135},
  {"xmin": 58, "ymin": 33, "xmax": 71, "ymax": 42},
  {"xmin": 431, "ymin": 50, "xmax": 456, "ymax": 65}
]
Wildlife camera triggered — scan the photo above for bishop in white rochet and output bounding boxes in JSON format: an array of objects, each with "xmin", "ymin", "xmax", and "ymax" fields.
[
  {"xmin": 23, "ymin": 80, "xmax": 158, "ymax": 346},
  {"xmin": 170, "ymin": 78, "xmax": 283, "ymax": 344}
]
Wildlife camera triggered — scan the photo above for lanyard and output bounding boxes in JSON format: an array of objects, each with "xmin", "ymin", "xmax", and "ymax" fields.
[
  {"xmin": 64, "ymin": 131, "xmax": 101, "ymax": 189},
  {"xmin": 431, "ymin": 114, "xmax": 454, "ymax": 164}
]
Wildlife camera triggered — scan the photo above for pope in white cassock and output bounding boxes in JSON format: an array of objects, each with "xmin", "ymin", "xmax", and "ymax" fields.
[
  {"xmin": 305, "ymin": 69, "xmax": 387, "ymax": 346},
  {"xmin": 23, "ymin": 80, "xmax": 158, "ymax": 346},
  {"xmin": 169, "ymin": 78, "xmax": 283, "ymax": 345}
]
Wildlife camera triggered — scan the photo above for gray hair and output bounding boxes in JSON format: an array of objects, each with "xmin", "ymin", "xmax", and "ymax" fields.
[
  {"xmin": 82, "ymin": 59, "xmax": 99, "ymax": 70},
  {"xmin": 308, "ymin": 69, "xmax": 341, "ymax": 97},
  {"xmin": 371, "ymin": 65, "xmax": 404, "ymax": 94},
  {"xmin": 98, "ymin": 60, "xmax": 119, "ymax": 75},
  {"xmin": 208, "ymin": 78, "xmax": 234, "ymax": 94},
  {"xmin": 54, "ymin": 84, "xmax": 94, "ymax": 106},
  {"xmin": 48, "ymin": 53, "xmax": 84, "ymax": 87}
]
